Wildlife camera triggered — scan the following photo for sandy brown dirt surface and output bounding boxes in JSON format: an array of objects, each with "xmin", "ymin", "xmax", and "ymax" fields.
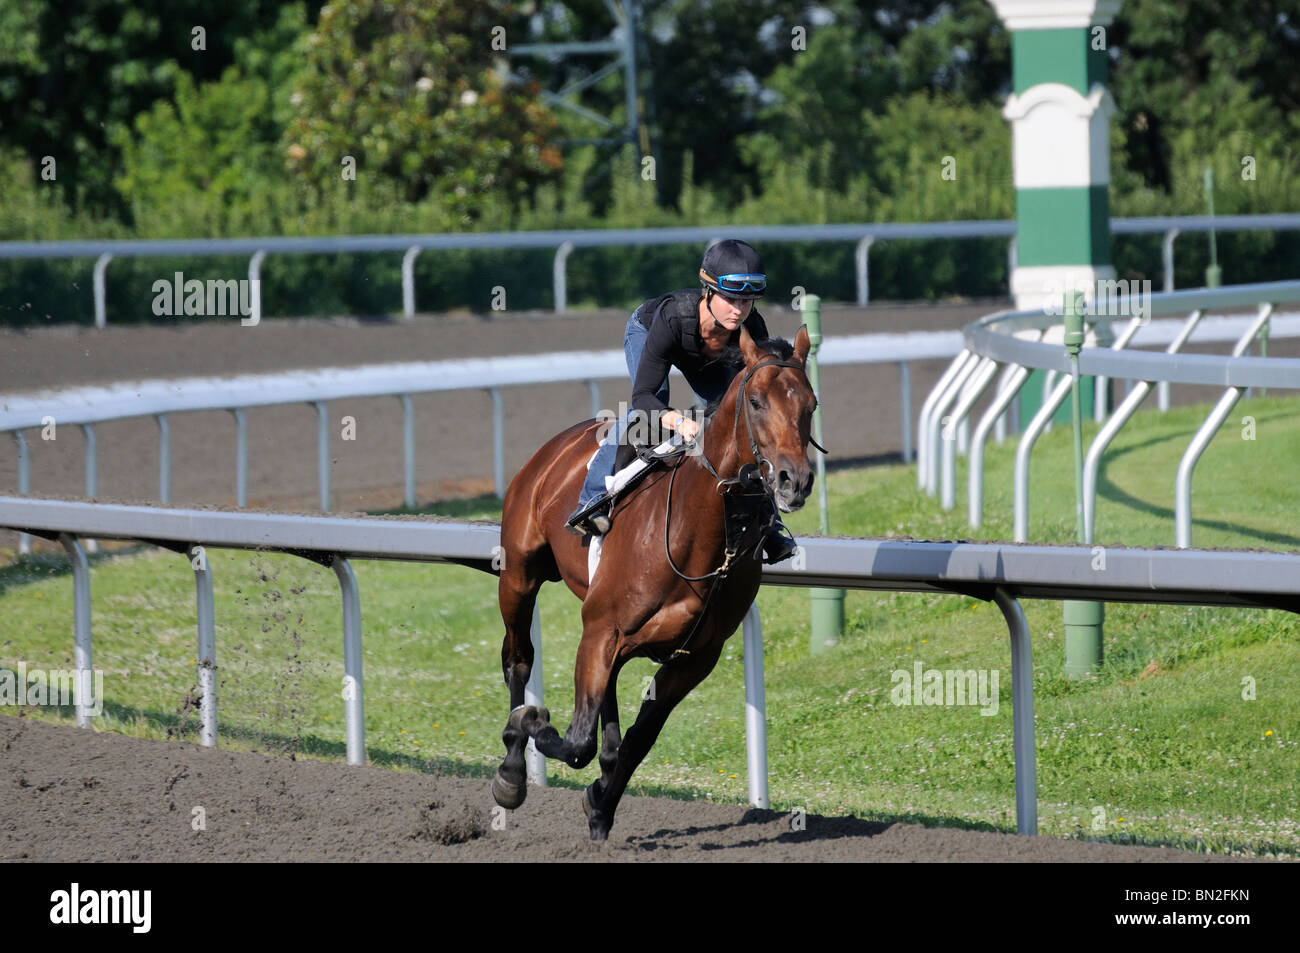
[{"xmin": 0, "ymin": 715, "xmax": 1246, "ymax": 862}]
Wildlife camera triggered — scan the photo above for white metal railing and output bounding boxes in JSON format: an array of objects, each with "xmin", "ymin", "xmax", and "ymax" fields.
[
  {"xmin": 920, "ymin": 279, "xmax": 1300, "ymax": 548},
  {"xmin": 1, "ymin": 329, "xmax": 963, "ymax": 554},
  {"xmin": 7, "ymin": 213, "xmax": 1300, "ymax": 323},
  {"xmin": 2, "ymin": 496, "xmax": 1297, "ymax": 836}
]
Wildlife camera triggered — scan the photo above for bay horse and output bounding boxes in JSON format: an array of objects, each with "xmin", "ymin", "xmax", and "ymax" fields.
[{"xmin": 492, "ymin": 325, "xmax": 817, "ymax": 840}]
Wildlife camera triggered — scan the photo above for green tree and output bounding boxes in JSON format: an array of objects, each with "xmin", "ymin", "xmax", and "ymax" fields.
[
  {"xmin": 282, "ymin": 0, "xmax": 561, "ymax": 224},
  {"xmin": 0, "ymin": 0, "xmax": 316, "ymax": 217}
]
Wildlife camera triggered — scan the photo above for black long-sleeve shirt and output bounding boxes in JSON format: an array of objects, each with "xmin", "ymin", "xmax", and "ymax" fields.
[{"xmin": 631, "ymin": 289, "xmax": 769, "ymax": 414}]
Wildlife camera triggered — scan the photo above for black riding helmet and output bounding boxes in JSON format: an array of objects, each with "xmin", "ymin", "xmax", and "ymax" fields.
[{"xmin": 699, "ymin": 239, "xmax": 766, "ymax": 300}]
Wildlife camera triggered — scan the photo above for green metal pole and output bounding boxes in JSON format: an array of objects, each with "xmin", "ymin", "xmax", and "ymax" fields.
[
  {"xmin": 1063, "ymin": 290, "xmax": 1103, "ymax": 678},
  {"xmin": 1205, "ymin": 167, "xmax": 1222, "ymax": 289},
  {"xmin": 803, "ymin": 294, "xmax": 843, "ymax": 653}
]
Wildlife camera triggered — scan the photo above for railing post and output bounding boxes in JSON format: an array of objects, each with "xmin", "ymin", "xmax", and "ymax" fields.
[
  {"xmin": 13, "ymin": 431, "xmax": 30, "ymax": 554},
  {"xmin": 490, "ymin": 387, "xmax": 505, "ymax": 499},
  {"xmin": 230, "ymin": 409, "xmax": 248, "ymax": 507},
  {"xmin": 1014, "ymin": 374, "xmax": 1075, "ymax": 542},
  {"xmin": 926, "ymin": 354, "xmax": 980, "ymax": 496},
  {"xmin": 969, "ymin": 365, "xmax": 1029, "ymax": 528},
  {"xmin": 190, "ymin": 545, "xmax": 217, "ymax": 747},
  {"xmin": 586, "ymin": 380, "xmax": 602, "ymax": 420},
  {"xmin": 156, "ymin": 414, "xmax": 171, "ymax": 503},
  {"xmin": 742, "ymin": 603, "xmax": 768, "ymax": 809},
  {"xmin": 941, "ymin": 357, "xmax": 999, "ymax": 511},
  {"xmin": 400, "ymin": 394, "xmax": 416, "ymax": 509},
  {"xmin": 553, "ymin": 241, "xmax": 574, "ymax": 314},
  {"xmin": 898, "ymin": 362, "xmax": 913, "ymax": 463},
  {"xmin": 59, "ymin": 534, "xmax": 95, "ymax": 728},
  {"xmin": 855, "ymin": 236, "xmax": 874, "ymax": 307},
  {"xmin": 332, "ymin": 556, "xmax": 366, "ymax": 765},
  {"xmin": 401, "ymin": 246, "xmax": 421, "ymax": 319},
  {"xmin": 917, "ymin": 350, "xmax": 974, "ymax": 490},
  {"xmin": 80, "ymin": 424, "xmax": 98, "ymax": 553},
  {"xmin": 93, "ymin": 253, "xmax": 113, "ymax": 328},
  {"xmin": 994, "ymin": 588, "xmax": 1036, "ymax": 836},
  {"xmin": 1175, "ymin": 303, "xmax": 1273, "ymax": 548},
  {"xmin": 1162, "ymin": 228, "xmax": 1179, "ymax": 293},
  {"xmin": 313, "ymin": 401, "xmax": 330, "ymax": 512},
  {"xmin": 246, "ymin": 250, "xmax": 267, "ymax": 327},
  {"xmin": 1158, "ymin": 309, "xmax": 1204, "ymax": 412}
]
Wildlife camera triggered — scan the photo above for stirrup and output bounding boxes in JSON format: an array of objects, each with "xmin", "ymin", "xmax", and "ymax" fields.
[
  {"xmin": 566, "ymin": 500, "xmax": 611, "ymax": 537},
  {"xmin": 760, "ymin": 523, "xmax": 798, "ymax": 564}
]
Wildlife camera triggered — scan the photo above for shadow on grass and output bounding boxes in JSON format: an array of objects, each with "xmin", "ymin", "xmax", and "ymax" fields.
[
  {"xmin": 1093, "ymin": 419, "xmax": 1300, "ymax": 550},
  {"xmin": 0, "ymin": 543, "xmax": 157, "ymax": 597}
]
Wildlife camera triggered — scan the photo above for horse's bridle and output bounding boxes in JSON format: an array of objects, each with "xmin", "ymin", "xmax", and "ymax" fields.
[
  {"xmin": 697, "ymin": 357, "xmax": 825, "ymax": 495},
  {"xmin": 664, "ymin": 356, "xmax": 821, "ymax": 580}
]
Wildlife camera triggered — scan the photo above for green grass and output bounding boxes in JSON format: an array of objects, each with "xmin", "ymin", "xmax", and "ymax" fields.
[{"xmin": 2, "ymin": 394, "xmax": 1298, "ymax": 857}]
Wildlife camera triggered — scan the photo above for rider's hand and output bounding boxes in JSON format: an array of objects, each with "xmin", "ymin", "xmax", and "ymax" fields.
[{"xmin": 677, "ymin": 417, "xmax": 700, "ymax": 441}]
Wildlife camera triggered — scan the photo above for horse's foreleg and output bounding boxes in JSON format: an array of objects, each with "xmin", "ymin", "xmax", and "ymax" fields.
[
  {"xmin": 582, "ymin": 676, "xmax": 622, "ymax": 815},
  {"xmin": 585, "ymin": 644, "xmax": 722, "ymax": 841},
  {"xmin": 493, "ymin": 570, "xmax": 541, "ymax": 810},
  {"xmin": 517, "ymin": 632, "xmax": 615, "ymax": 772}
]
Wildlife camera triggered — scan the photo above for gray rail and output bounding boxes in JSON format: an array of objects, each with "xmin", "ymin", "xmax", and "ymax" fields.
[
  {"xmin": 3, "ymin": 495, "xmax": 1298, "ymax": 836},
  {"xmin": 1, "ymin": 329, "xmax": 961, "ymax": 555},
  {"xmin": 924, "ymin": 279, "xmax": 1300, "ymax": 547},
  {"xmin": 7, "ymin": 213, "xmax": 1300, "ymax": 322}
]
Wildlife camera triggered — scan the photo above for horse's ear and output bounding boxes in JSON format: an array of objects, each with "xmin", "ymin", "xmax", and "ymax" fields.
[
  {"xmin": 739, "ymin": 325, "xmax": 762, "ymax": 364},
  {"xmin": 793, "ymin": 325, "xmax": 811, "ymax": 366}
]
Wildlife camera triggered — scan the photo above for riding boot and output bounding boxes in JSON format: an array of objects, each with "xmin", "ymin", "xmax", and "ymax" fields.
[
  {"xmin": 761, "ymin": 516, "xmax": 799, "ymax": 564},
  {"xmin": 565, "ymin": 438, "xmax": 639, "ymax": 537}
]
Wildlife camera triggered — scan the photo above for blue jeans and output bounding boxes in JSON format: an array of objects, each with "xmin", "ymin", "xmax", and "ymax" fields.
[{"xmin": 576, "ymin": 309, "xmax": 668, "ymax": 508}]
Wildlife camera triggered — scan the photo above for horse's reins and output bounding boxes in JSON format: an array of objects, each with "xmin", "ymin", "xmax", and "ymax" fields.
[{"xmin": 659, "ymin": 356, "xmax": 824, "ymax": 662}]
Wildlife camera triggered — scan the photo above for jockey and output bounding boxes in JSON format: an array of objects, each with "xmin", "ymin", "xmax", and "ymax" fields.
[{"xmin": 564, "ymin": 238, "xmax": 799, "ymax": 564}]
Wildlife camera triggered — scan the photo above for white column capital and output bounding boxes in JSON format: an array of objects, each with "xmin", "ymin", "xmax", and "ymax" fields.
[
  {"xmin": 988, "ymin": 0, "xmax": 1122, "ymax": 30},
  {"xmin": 1004, "ymin": 83, "xmax": 1115, "ymax": 188}
]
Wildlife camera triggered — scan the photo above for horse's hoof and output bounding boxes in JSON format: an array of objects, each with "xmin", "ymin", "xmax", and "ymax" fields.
[
  {"xmin": 588, "ymin": 816, "xmax": 610, "ymax": 841},
  {"xmin": 491, "ymin": 768, "xmax": 526, "ymax": 810},
  {"xmin": 507, "ymin": 705, "xmax": 551, "ymax": 734},
  {"xmin": 581, "ymin": 782, "xmax": 600, "ymax": 818}
]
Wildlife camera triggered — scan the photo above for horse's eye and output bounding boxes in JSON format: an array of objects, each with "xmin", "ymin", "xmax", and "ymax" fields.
[{"xmin": 749, "ymin": 395, "xmax": 763, "ymax": 410}]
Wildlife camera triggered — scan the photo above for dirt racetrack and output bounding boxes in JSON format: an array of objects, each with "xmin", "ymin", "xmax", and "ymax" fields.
[{"xmin": 1, "ymin": 714, "xmax": 1247, "ymax": 862}]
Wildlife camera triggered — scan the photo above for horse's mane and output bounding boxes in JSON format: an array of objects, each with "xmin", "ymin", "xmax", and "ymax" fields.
[{"xmin": 703, "ymin": 336, "xmax": 796, "ymax": 419}]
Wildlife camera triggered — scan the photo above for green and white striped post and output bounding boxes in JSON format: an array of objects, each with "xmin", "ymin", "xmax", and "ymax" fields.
[
  {"xmin": 992, "ymin": 0, "xmax": 1119, "ymax": 676},
  {"xmin": 803, "ymin": 294, "xmax": 844, "ymax": 654}
]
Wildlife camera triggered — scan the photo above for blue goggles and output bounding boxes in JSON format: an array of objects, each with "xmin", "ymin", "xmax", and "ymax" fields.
[{"xmin": 713, "ymin": 273, "xmax": 766, "ymax": 295}]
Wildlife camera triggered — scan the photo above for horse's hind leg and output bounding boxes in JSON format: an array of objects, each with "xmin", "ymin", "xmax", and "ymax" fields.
[
  {"xmin": 585, "ymin": 644, "xmax": 722, "ymax": 841},
  {"xmin": 492, "ymin": 560, "xmax": 546, "ymax": 810}
]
